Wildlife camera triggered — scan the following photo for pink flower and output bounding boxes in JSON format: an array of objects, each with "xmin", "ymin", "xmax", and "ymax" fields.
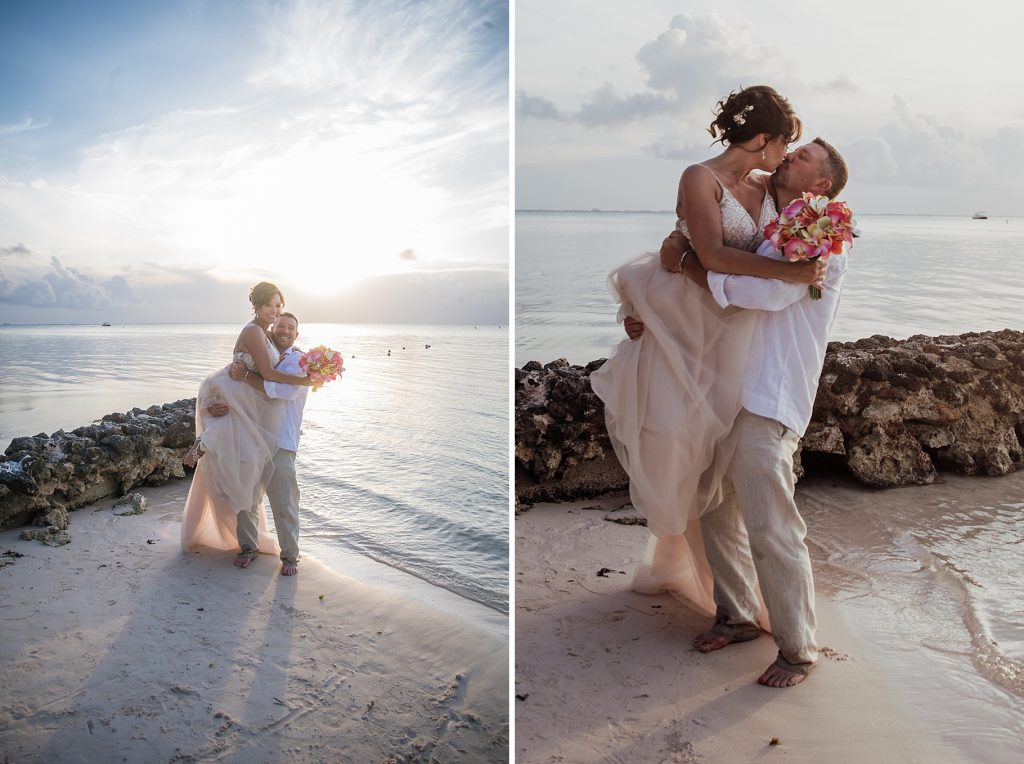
[
  {"xmin": 783, "ymin": 237, "xmax": 816, "ymax": 261},
  {"xmin": 781, "ymin": 198, "xmax": 806, "ymax": 219}
]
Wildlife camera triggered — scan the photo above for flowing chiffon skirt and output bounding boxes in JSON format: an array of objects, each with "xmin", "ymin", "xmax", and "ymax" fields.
[
  {"xmin": 180, "ymin": 367, "xmax": 283, "ymax": 555},
  {"xmin": 590, "ymin": 254, "xmax": 761, "ymax": 616}
]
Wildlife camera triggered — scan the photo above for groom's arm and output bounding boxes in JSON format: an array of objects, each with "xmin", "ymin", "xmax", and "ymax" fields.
[
  {"xmin": 707, "ymin": 244, "xmax": 849, "ymax": 312},
  {"xmin": 260, "ymin": 354, "xmax": 307, "ymax": 401}
]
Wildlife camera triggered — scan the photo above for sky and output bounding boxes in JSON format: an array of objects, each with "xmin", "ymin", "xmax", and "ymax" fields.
[
  {"xmin": 516, "ymin": 0, "xmax": 1024, "ymax": 216},
  {"xmin": 0, "ymin": 0, "xmax": 509, "ymax": 325}
]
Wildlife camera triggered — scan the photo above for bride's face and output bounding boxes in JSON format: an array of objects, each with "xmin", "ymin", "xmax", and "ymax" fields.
[
  {"xmin": 761, "ymin": 135, "xmax": 789, "ymax": 171},
  {"xmin": 255, "ymin": 294, "xmax": 283, "ymax": 325}
]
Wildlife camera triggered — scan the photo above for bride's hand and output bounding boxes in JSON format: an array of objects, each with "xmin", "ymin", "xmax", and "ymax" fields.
[{"xmin": 783, "ymin": 259, "xmax": 827, "ymax": 285}]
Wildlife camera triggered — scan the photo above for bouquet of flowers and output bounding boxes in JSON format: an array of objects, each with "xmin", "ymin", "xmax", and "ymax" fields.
[
  {"xmin": 298, "ymin": 345, "xmax": 345, "ymax": 391},
  {"xmin": 763, "ymin": 193, "xmax": 855, "ymax": 299}
]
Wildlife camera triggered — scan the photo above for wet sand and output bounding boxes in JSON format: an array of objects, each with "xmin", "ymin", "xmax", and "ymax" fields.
[
  {"xmin": 0, "ymin": 481, "xmax": 508, "ymax": 763},
  {"xmin": 515, "ymin": 486, "xmax": 1023, "ymax": 764}
]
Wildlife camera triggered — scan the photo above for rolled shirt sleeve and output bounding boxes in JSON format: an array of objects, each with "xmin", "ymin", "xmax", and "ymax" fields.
[
  {"xmin": 707, "ymin": 240, "xmax": 846, "ymax": 312},
  {"xmin": 263, "ymin": 351, "xmax": 306, "ymax": 400}
]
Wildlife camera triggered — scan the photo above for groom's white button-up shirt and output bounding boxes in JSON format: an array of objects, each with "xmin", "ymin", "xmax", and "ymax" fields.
[
  {"xmin": 262, "ymin": 347, "xmax": 309, "ymax": 451},
  {"xmin": 706, "ymin": 240, "xmax": 848, "ymax": 436}
]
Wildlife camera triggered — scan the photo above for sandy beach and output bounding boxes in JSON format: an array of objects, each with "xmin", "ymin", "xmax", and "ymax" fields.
[
  {"xmin": 515, "ymin": 481, "xmax": 1024, "ymax": 764},
  {"xmin": 0, "ymin": 480, "xmax": 508, "ymax": 763}
]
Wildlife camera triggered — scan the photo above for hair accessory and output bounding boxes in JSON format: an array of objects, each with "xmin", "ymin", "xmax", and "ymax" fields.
[{"xmin": 732, "ymin": 105, "xmax": 754, "ymax": 126}]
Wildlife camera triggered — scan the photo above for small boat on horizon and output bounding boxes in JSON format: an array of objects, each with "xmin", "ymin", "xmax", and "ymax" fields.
[
  {"xmin": 101, "ymin": 322, "xmax": 111, "ymax": 326},
  {"xmin": 972, "ymin": 211, "xmax": 988, "ymax": 219}
]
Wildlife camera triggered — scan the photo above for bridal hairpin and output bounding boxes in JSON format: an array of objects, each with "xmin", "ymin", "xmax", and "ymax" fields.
[{"xmin": 733, "ymin": 105, "xmax": 754, "ymax": 125}]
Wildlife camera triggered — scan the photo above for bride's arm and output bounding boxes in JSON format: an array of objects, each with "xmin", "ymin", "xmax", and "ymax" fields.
[
  {"xmin": 679, "ymin": 167, "xmax": 821, "ymax": 285},
  {"xmin": 236, "ymin": 325, "xmax": 313, "ymax": 386}
]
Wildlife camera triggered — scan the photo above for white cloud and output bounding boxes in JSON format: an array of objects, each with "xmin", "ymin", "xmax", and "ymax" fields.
[
  {"xmin": 0, "ymin": 117, "xmax": 51, "ymax": 136},
  {"xmin": 0, "ymin": 0, "xmax": 508, "ymax": 323},
  {"xmin": 0, "ymin": 256, "xmax": 138, "ymax": 309}
]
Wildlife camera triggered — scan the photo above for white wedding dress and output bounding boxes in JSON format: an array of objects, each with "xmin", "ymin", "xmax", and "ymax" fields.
[
  {"xmin": 590, "ymin": 171, "xmax": 777, "ymax": 617},
  {"xmin": 180, "ymin": 325, "xmax": 284, "ymax": 555}
]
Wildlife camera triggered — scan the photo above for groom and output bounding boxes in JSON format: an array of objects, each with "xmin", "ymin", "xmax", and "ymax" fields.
[
  {"xmin": 627, "ymin": 138, "xmax": 850, "ymax": 687},
  {"xmin": 209, "ymin": 312, "xmax": 309, "ymax": 575}
]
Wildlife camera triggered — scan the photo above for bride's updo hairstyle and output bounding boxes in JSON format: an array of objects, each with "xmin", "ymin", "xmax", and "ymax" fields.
[
  {"xmin": 708, "ymin": 85, "xmax": 802, "ymax": 148},
  {"xmin": 249, "ymin": 281, "xmax": 284, "ymax": 309}
]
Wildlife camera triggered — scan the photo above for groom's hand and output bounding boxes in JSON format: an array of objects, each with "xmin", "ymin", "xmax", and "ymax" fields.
[
  {"xmin": 624, "ymin": 316, "xmax": 645, "ymax": 340},
  {"xmin": 207, "ymin": 403, "xmax": 229, "ymax": 417},
  {"xmin": 660, "ymin": 231, "xmax": 693, "ymax": 273}
]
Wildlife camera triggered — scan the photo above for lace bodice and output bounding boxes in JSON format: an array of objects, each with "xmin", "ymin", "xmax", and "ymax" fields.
[
  {"xmin": 676, "ymin": 171, "xmax": 777, "ymax": 253},
  {"xmin": 232, "ymin": 324, "xmax": 280, "ymax": 372}
]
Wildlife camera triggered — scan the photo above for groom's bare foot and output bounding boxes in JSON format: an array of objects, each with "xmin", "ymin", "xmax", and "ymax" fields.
[
  {"xmin": 234, "ymin": 554, "xmax": 256, "ymax": 569},
  {"xmin": 758, "ymin": 663, "xmax": 808, "ymax": 688},
  {"xmin": 693, "ymin": 631, "xmax": 737, "ymax": 653},
  {"xmin": 281, "ymin": 562, "xmax": 298, "ymax": 576}
]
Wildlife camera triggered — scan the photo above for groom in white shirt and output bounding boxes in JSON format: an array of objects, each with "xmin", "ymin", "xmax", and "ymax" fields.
[
  {"xmin": 628, "ymin": 138, "xmax": 850, "ymax": 687},
  {"xmin": 219, "ymin": 312, "xmax": 309, "ymax": 576}
]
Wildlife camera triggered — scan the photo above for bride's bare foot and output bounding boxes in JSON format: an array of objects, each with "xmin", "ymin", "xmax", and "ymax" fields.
[
  {"xmin": 693, "ymin": 631, "xmax": 740, "ymax": 653},
  {"xmin": 281, "ymin": 562, "xmax": 298, "ymax": 576},
  {"xmin": 758, "ymin": 662, "xmax": 809, "ymax": 688}
]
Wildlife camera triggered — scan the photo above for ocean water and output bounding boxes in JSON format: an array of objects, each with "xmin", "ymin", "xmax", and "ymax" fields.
[
  {"xmin": 515, "ymin": 210, "xmax": 1024, "ymax": 754},
  {"xmin": 515, "ymin": 211, "xmax": 1024, "ymax": 366},
  {"xmin": 0, "ymin": 323, "xmax": 509, "ymax": 615}
]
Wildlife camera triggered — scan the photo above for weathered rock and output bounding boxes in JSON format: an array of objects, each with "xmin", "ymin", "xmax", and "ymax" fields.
[
  {"xmin": 0, "ymin": 399, "xmax": 196, "ymax": 531},
  {"xmin": 113, "ymin": 492, "xmax": 149, "ymax": 516},
  {"xmin": 516, "ymin": 329, "xmax": 1024, "ymax": 504},
  {"xmin": 515, "ymin": 359, "xmax": 628, "ymax": 504},
  {"xmin": 20, "ymin": 526, "xmax": 72, "ymax": 546}
]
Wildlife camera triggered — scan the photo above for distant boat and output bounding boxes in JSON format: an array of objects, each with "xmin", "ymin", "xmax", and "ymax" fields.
[
  {"xmin": 101, "ymin": 322, "xmax": 111, "ymax": 326},
  {"xmin": 972, "ymin": 212, "xmax": 988, "ymax": 219}
]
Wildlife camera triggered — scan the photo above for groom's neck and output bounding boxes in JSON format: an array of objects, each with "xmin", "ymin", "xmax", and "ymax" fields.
[{"xmin": 770, "ymin": 179, "xmax": 804, "ymax": 210}]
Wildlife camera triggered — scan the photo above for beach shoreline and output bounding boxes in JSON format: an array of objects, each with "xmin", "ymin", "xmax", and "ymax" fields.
[
  {"xmin": 515, "ymin": 487, "xmax": 1024, "ymax": 764},
  {"xmin": 0, "ymin": 480, "xmax": 509, "ymax": 762}
]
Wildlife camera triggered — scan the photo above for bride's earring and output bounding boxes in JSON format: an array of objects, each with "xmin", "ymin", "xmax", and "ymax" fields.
[{"xmin": 761, "ymin": 147, "xmax": 766, "ymax": 160}]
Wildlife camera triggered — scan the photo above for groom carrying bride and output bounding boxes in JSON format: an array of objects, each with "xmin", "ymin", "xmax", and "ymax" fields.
[{"xmin": 621, "ymin": 137, "xmax": 850, "ymax": 687}]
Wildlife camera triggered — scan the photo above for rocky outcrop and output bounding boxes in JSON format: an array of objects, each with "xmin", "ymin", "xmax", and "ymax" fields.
[
  {"xmin": 0, "ymin": 399, "xmax": 196, "ymax": 531},
  {"xmin": 516, "ymin": 329, "xmax": 1024, "ymax": 505}
]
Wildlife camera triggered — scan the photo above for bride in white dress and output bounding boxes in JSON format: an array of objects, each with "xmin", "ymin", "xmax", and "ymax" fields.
[
  {"xmin": 180, "ymin": 282, "xmax": 313, "ymax": 564},
  {"xmin": 590, "ymin": 86, "xmax": 822, "ymax": 616}
]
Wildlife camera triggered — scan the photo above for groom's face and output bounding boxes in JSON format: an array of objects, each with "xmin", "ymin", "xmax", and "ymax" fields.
[
  {"xmin": 272, "ymin": 317, "xmax": 298, "ymax": 350},
  {"xmin": 773, "ymin": 142, "xmax": 829, "ymax": 195}
]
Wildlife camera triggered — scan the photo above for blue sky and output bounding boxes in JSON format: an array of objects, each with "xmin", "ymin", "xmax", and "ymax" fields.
[{"xmin": 0, "ymin": 0, "xmax": 509, "ymax": 324}]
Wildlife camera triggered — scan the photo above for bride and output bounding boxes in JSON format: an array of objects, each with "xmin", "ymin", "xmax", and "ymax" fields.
[
  {"xmin": 180, "ymin": 281, "xmax": 313, "ymax": 567},
  {"xmin": 590, "ymin": 86, "xmax": 822, "ymax": 615}
]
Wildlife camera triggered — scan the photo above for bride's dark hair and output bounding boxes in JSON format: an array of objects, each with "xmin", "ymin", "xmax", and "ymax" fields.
[
  {"xmin": 249, "ymin": 281, "xmax": 284, "ymax": 308},
  {"xmin": 708, "ymin": 85, "xmax": 802, "ymax": 147}
]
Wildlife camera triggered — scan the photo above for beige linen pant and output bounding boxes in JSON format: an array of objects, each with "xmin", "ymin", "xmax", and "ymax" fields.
[
  {"xmin": 237, "ymin": 449, "xmax": 301, "ymax": 565},
  {"xmin": 700, "ymin": 409, "xmax": 817, "ymax": 669}
]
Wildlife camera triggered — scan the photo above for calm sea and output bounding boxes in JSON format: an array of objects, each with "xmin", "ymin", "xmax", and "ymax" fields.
[
  {"xmin": 516, "ymin": 211, "xmax": 1024, "ymax": 366},
  {"xmin": 516, "ymin": 210, "xmax": 1024, "ymax": 756},
  {"xmin": 0, "ymin": 323, "xmax": 508, "ymax": 617}
]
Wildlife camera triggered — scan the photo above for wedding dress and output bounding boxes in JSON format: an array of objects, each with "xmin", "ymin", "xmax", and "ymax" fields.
[
  {"xmin": 180, "ymin": 325, "xmax": 284, "ymax": 555},
  {"xmin": 590, "ymin": 171, "xmax": 777, "ymax": 617}
]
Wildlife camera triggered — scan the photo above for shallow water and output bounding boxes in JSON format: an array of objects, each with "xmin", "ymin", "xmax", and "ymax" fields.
[
  {"xmin": 0, "ymin": 322, "xmax": 509, "ymax": 614},
  {"xmin": 801, "ymin": 473, "xmax": 1024, "ymax": 761},
  {"xmin": 515, "ymin": 211, "xmax": 1024, "ymax": 366}
]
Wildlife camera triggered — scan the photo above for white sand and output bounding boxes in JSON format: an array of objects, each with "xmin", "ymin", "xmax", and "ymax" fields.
[
  {"xmin": 0, "ymin": 481, "xmax": 508, "ymax": 763},
  {"xmin": 515, "ymin": 495, "xmax": 967, "ymax": 764}
]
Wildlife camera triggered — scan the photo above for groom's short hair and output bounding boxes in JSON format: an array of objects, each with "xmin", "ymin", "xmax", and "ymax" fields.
[
  {"xmin": 813, "ymin": 138, "xmax": 848, "ymax": 198},
  {"xmin": 279, "ymin": 311, "xmax": 299, "ymax": 326}
]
